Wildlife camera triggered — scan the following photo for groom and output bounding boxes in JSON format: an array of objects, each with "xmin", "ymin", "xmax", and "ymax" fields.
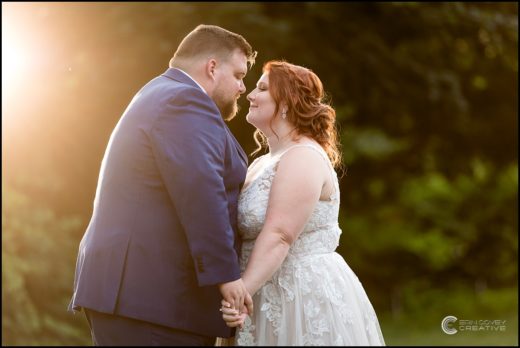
[{"xmin": 69, "ymin": 25, "xmax": 256, "ymax": 345}]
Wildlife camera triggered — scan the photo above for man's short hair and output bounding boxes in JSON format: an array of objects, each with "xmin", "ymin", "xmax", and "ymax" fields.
[{"xmin": 170, "ymin": 24, "xmax": 256, "ymax": 68}]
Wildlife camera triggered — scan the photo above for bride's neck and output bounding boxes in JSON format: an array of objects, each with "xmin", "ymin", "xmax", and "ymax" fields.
[
  {"xmin": 268, "ymin": 135, "xmax": 294, "ymax": 157},
  {"xmin": 267, "ymin": 122, "xmax": 300, "ymax": 156}
]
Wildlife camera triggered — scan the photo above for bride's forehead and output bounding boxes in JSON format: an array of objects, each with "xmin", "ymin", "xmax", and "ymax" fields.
[{"xmin": 258, "ymin": 73, "xmax": 269, "ymax": 83}]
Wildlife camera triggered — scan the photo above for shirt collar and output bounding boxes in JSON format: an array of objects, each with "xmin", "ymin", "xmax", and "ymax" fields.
[{"xmin": 175, "ymin": 68, "xmax": 208, "ymax": 95}]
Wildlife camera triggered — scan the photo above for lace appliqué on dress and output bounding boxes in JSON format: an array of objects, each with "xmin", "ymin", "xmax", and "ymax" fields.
[{"xmin": 235, "ymin": 145, "xmax": 385, "ymax": 346}]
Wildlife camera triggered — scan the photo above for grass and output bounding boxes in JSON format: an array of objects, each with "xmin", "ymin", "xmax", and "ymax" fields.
[{"xmin": 379, "ymin": 311, "xmax": 518, "ymax": 346}]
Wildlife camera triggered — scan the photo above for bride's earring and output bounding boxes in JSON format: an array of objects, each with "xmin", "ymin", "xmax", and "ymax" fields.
[{"xmin": 282, "ymin": 109, "xmax": 287, "ymax": 119}]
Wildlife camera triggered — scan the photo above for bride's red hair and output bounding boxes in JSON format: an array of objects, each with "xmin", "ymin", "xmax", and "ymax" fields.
[{"xmin": 252, "ymin": 60, "xmax": 343, "ymax": 169}]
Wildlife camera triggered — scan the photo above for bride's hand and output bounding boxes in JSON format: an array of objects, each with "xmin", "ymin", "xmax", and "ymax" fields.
[{"xmin": 220, "ymin": 299, "xmax": 248, "ymax": 328}]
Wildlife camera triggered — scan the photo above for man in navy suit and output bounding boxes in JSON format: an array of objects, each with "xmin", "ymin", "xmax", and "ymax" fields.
[{"xmin": 69, "ymin": 24, "xmax": 257, "ymax": 345}]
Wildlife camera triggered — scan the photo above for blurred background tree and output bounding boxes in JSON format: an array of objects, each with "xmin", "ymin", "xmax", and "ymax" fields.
[{"xmin": 2, "ymin": 2, "xmax": 517, "ymax": 345}]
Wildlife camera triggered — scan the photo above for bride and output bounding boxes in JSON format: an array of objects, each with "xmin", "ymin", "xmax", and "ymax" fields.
[{"xmin": 218, "ymin": 60, "xmax": 385, "ymax": 346}]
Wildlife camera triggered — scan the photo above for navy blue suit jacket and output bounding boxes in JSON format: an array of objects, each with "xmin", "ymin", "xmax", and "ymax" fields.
[{"xmin": 69, "ymin": 68, "xmax": 248, "ymax": 338}]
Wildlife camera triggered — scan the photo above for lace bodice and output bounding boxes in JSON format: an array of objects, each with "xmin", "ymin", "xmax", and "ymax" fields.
[
  {"xmin": 233, "ymin": 144, "xmax": 385, "ymax": 346},
  {"xmin": 237, "ymin": 144, "xmax": 342, "ymax": 261}
]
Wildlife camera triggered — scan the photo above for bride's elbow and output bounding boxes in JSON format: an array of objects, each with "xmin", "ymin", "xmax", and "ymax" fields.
[{"xmin": 269, "ymin": 225, "xmax": 298, "ymax": 246}]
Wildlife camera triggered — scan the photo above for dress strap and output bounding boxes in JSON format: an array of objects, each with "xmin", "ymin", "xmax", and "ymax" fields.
[
  {"xmin": 275, "ymin": 144, "xmax": 339, "ymax": 201},
  {"xmin": 276, "ymin": 144, "xmax": 319, "ymax": 158}
]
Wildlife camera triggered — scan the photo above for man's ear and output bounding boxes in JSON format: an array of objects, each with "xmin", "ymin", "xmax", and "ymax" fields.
[{"xmin": 205, "ymin": 58, "xmax": 218, "ymax": 81}]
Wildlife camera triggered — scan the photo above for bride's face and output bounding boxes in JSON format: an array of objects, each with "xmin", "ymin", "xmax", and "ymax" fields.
[{"xmin": 246, "ymin": 73, "xmax": 278, "ymax": 132}]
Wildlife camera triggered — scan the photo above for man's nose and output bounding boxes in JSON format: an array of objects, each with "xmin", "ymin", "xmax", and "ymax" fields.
[{"xmin": 239, "ymin": 81, "xmax": 246, "ymax": 94}]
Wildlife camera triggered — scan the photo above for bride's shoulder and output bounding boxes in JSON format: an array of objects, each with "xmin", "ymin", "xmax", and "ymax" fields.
[{"xmin": 248, "ymin": 154, "xmax": 269, "ymax": 169}]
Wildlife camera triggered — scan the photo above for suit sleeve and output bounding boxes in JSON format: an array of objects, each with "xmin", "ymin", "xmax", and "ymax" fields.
[{"xmin": 149, "ymin": 87, "xmax": 241, "ymax": 286}]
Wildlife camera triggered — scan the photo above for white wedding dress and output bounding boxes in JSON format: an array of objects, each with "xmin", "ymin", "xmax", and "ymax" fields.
[{"xmin": 233, "ymin": 144, "xmax": 385, "ymax": 346}]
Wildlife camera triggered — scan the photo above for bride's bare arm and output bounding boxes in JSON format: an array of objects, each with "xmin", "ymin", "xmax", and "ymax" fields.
[{"xmin": 241, "ymin": 147, "xmax": 327, "ymax": 296}]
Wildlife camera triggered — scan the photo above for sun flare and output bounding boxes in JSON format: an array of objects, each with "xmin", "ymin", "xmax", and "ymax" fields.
[
  {"xmin": 2, "ymin": 6, "xmax": 33, "ymax": 104},
  {"xmin": 2, "ymin": 31, "xmax": 30, "ymax": 91}
]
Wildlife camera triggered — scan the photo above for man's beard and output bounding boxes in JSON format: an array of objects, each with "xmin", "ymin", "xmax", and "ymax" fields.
[{"xmin": 214, "ymin": 93, "xmax": 240, "ymax": 121}]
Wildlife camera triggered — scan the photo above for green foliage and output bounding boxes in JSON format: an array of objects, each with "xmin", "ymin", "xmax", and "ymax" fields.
[
  {"xmin": 341, "ymin": 162, "xmax": 517, "ymax": 305},
  {"xmin": 2, "ymin": 185, "xmax": 89, "ymax": 345}
]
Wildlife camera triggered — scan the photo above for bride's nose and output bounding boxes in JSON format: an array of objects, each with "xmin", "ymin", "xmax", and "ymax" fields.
[{"xmin": 247, "ymin": 92, "xmax": 254, "ymax": 102}]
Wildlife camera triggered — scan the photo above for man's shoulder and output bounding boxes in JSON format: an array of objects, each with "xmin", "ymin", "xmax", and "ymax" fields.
[
  {"xmin": 147, "ymin": 78, "xmax": 223, "ymax": 127},
  {"xmin": 140, "ymin": 76, "xmax": 210, "ymax": 109}
]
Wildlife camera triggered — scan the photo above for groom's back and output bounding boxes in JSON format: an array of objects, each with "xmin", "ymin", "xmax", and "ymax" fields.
[
  {"xmin": 69, "ymin": 69, "xmax": 241, "ymax": 337},
  {"xmin": 88, "ymin": 75, "xmax": 189, "ymax": 238}
]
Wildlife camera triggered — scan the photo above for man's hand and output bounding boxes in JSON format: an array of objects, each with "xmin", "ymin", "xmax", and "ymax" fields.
[
  {"xmin": 218, "ymin": 278, "xmax": 253, "ymax": 316},
  {"xmin": 220, "ymin": 299, "xmax": 248, "ymax": 328}
]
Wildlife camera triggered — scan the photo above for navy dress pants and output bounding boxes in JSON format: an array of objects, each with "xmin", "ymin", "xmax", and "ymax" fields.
[{"xmin": 84, "ymin": 309, "xmax": 216, "ymax": 346}]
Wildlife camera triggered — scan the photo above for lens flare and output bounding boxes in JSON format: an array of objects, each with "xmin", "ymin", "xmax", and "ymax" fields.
[{"xmin": 2, "ymin": 10, "xmax": 32, "ymax": 106}]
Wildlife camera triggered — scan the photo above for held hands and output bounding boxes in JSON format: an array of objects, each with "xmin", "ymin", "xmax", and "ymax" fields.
[
  {"xmin": 217, "ymin": 278, "xmax": 254, "ymax": 318},
  {"xmin": 220, "ymin": 299, "xmax": 249, "ymax": 328}
]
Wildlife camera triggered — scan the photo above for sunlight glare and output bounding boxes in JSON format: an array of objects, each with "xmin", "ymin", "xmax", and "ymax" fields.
[
  {"xmin": 2, "ymin": 31, "xmax": 29, "ymax": 93},
  {"xmin": 2, "ymin": 4, "xmax": 38, "ymax": 113}
]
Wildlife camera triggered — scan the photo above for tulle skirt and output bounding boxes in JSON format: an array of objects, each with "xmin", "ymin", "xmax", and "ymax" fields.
[{"xmin": 224, "ymin": 252, "xmax": 385, "ymax": 346}]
